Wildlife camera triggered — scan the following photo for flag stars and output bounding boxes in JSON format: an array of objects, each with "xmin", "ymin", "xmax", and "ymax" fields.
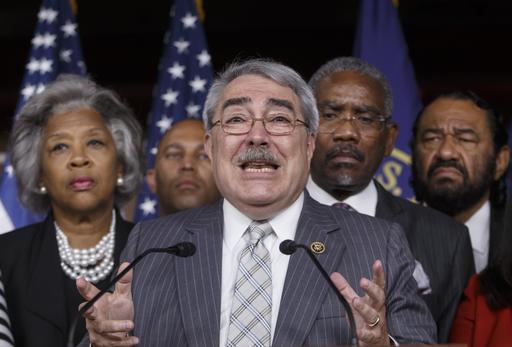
[
  {"xmin": 4, "ymin": 165, "xmax": 13, "ymax": 178},
  {"xmin": 173, "ymin": 38, "xmax": 190, "ymax": 54},
  {"xmin": 161, "ymin": 89, "xmax": 179, "ymax": 106},
  {"xmin": 181, "ymin": 13, "xmax": 197, "ymax": 28},
  {"xmin": 38, "ymin": 8, "xmax": 58, "ymax": 23},
  {"xmin": 139, "ymin": 198, "xmax": 157, "ymax": 216},
  {"xmin": 150, "ymin": 147, "xmax": 158, "ymax": 156},
  {"xmin": 189, "ymin": 76, "xmax": 207, "ymax": 93},
  {"xmin": 61, "ymin": 21, "xmax": 77, "ymax": 37},
  {"xmin": 167, "ymin": 62, "xmax": 185, "ymax": 79},
  {"xmin": 26, "ymin": 58, "xmax": 53, "ymax": 74},
  {"xmin": 186, "ymin": 103, "xmax": 201, "ymax": 117},
  {"xmin": 156, "ymin": 116, "xmax": 173, "ymax": 133},
  {"xmin": 36, "ymin": 84, "xmax": 46, "ymax": 94},
  {"xmin": 32, "ymin": 33, "xmax": 56, "ymax": 49},
  {"xmin": 196, "ymin": 50, "xmax": 211, "ymax": 67},
  {"xmin": 26, "ymin": 59, "xmax": 40, "ymax": 74},
  {"xmin": 39, "ymin": 58, "xmax": 53, "ymax": 73},
  {"xmin": 60, "ymin": 49, "xmax": 72, "ymax": 62},
  {"xmin": 21, "ymin": 85, "xmax": 36, "ymax": 99}
]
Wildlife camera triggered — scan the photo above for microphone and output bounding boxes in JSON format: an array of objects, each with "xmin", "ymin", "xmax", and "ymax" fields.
[
  {"xmin": 280, "ymin": 240, "xmax": 359, "ymax": 346},
  {"xmin": 67, "ymin": 241, "xmax": 196, "ymax": 347}
]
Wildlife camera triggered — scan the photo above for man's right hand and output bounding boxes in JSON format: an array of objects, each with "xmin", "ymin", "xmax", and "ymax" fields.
[{"xmin": 76, "ymin": 262, "xmax": 139, "ymax": 347}]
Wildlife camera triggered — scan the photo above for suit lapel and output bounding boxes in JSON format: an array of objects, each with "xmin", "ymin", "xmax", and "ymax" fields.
[
  {"xmin": 175, "ymin": 200, "xmax": 224, "ymax": 346},
  {"xmin": 273, "ymin": 195, "xmax": 345, "ymax": 346},
  {"xmin": 489, "ymin": 203, "xmax": 505, "ymax": 263},
  {"xmin": 26, "ymin": 217, "xmax": 67, "ymax": 336},
  {"xmin": 375, "ymin": 181, "xmax": 404, "ymax": 222}
]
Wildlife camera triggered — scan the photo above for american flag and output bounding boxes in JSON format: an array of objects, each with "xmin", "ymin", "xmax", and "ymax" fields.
[
  {"xmin": 0, "ymin": 0, "xmax": 86, "ymax": 234},
  {"xmin": 134, "ymin": 0, "xmax": 213, "ymax": 221}
]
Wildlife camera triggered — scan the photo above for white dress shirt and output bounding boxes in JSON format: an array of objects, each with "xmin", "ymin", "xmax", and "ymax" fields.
[
  {"xmin": 219, "ymin": 193, "xmax": 304, "ymax": 347},
  {"xmin": 465, "ymin": 201, "xmax": 491, "ymax": 273},
  {"xmin": 306, "ymin": 176, "xmax": 378, "ymax": 216}
]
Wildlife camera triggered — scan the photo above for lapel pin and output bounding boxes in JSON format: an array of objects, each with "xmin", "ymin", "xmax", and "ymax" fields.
[{"xmin": 310, "ymin": 241, "xmax": 325, "ymax": 254}]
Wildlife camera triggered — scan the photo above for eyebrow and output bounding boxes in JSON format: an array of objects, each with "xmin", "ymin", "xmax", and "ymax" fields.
[
  {"xmin": 453, "ymin": 128, "xmax": 478, "ymax": 136},
  {"xmin": 221, "ymin": 97, "xmax": 251, "ymax": 111},
  {"xmin": 421, "ymin": 127, "xmax": 477, "ymax": 134},
  {"xmin": 317, "ymin": 100, "xmax": 380, "ymax": 114},
  {"xmin": 267, "ymin": 98, "xmax": 294, "ymax": 112},
  {"xmin": 317, "ymin": 100, "xmax": 342, "ymax": 111}
]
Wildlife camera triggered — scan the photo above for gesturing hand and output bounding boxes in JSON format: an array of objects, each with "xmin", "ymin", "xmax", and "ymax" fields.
[
  {"xmin": 331, "ymin": 260, "xmax": 390, "ymax": 346},
  {"xmin": 76, "ymin": 262, "xmax": 139, "ymax": 347}
]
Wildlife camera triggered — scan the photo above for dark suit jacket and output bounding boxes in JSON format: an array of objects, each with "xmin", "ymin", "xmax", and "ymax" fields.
[
  {"xmin": 374, "ymin": 181, "xmax": 475, "ymax": 342},
  {"xmin": 489, "ymin": 201, "xmax": 510, "ymax": 265},
  {"xmin": 0, "ymin": 211, "xmax": 133, "ymax": 347},
  {"xmin": 80, "ymin": 194, "xmax": 436, "ymax": 346}
]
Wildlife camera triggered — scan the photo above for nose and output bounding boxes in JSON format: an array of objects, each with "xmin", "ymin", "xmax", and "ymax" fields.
[
  {"xmin": 436, "ymin": 134, "xmax": 459, "ymax": 161},
  {"xmin": 180, "ymin": 153, "xmax": 195, "ymax": 172},
  {"xmin": 68, "ymin": 145, "xmax": 91, "ymax": 168},
  {"xmin": 331, "ymin": 113, "xmax": 361, "ymax": 143},
  {"xmin": 246, "ymin": 118, "xmax": 270, "ymax": 147}
]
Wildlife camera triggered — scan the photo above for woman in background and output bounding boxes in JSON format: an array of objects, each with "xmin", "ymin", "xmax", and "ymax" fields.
[
  {"xmin": 450, "ymin": 204, "xmax": 512, "ymax": 347},
  {"xmin": 0, "ymin": 74, "xmax": 143, "ymax": 347}
]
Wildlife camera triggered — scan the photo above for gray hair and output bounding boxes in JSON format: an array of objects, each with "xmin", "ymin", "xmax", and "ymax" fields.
[
  {"xmin": 308, "ymin": 56, "xmax": 393, "ymax": 118},
  {"xmin": 202, "ymin": 58, "xmax": 318, "ymax": 133},
  {"xmin": 9, "ymin": 74, "xmax": 144, "ymax": 214}
]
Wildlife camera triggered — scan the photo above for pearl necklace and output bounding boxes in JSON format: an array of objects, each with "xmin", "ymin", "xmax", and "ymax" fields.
[{"xmin": 55, "ymin": 211, "xmax": 116, "ymax": 283}]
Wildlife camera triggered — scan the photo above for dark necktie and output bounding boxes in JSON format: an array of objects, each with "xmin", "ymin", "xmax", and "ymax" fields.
[{"xmin": 332, "ymin": 202, "xmax": 355, "ymax": 212}]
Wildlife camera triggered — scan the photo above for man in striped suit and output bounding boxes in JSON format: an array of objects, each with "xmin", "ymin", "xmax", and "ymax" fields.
[
  {"xmin": 77, "ymin": 59, "xmax": 436, "ymax": 346},
  {"xmin": 0, "ymin": 272, "xmax": 14, "ymax": 347}
]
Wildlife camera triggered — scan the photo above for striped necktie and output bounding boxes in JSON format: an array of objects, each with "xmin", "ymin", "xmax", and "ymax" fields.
[{"xmin": 227, "ymin": 220, "xmax": 273, "ymax": 347}]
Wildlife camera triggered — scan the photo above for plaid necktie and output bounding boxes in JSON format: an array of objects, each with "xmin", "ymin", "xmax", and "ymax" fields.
[
  {"xmin": 227, "ymin": 220, "xmax": 273, "ymax": 347},
  {"xmin": 332, "ymin": 202, "xmax": 355, "ymax": 212}
]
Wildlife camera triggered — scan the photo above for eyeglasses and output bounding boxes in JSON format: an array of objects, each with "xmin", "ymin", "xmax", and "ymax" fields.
[
  {"xmin": 318, "ymin": 112, "xmax": 390, "ymax": 134},
  {"xmin": 210, "ymin": 114, "xmax": 309, "ymax": 135}
]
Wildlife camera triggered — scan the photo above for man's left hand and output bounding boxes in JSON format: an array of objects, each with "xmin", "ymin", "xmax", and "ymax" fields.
[{"xmin": 331, "ymin": 260, "xmax": 390, "ymax": 346}]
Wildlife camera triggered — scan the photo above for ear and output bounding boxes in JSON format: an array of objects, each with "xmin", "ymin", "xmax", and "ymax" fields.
[
  {"xmin": 116, "ymin": 162, "xmax": 124, "ymax": 179},
  {"xmin": 384, "ymin": 122, "xmax": 398, "ymax": 156},
  {"xmin": 204, "ymin": 131, "xmax": 213, "ymax": 160},
  {"xmin": 146, "ymin": 169, "xmax": 157, "ymax": 194},
  {"xmin": 306, "ymin": 131, "xmax": 316, "ymax": 162},
  {"xmin": 494, "ymin": 145, "xmax": 510, "ymax": 181}
]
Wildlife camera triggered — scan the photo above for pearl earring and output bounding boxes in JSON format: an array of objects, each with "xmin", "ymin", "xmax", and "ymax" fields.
[
  {"xmin": 116, "ymin": 176, "xmax": 124, "ymax": 186},
  {"xmin": 39, "ymin": 185, "xmax": 47, "ymax": 194}
]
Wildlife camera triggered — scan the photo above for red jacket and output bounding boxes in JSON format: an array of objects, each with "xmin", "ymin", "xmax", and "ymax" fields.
[{"xmin": 450, "ymin": 274, "xmax": 512, "ymax": 347}]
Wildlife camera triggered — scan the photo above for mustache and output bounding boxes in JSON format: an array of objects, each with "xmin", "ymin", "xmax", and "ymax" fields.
[
  {"xmin": 235, "ymin": 147, "xmax": 280, "ymax": 166},
  {"xmin": 427, "ymin": 159, "xmax": 468, "ymax": 179},
  {"xmin": 325, "ymin": 144, "xmax": 365, "ymax": 163}
]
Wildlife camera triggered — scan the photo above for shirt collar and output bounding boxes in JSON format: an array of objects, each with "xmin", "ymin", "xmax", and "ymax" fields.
[
  {"xmin": 306, "ymin": 176, "xmax": 378, "ymax": 217},
  {"xmin": 222, "ymin": 193, "xmax": 304, "ymax": 249},
  {"xmin": 465, "ymin": 200, "xmax": 491, "ymax": 255}
]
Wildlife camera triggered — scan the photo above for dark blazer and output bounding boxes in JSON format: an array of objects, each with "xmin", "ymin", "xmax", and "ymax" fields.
[
  {"xmin": 0, "ymin": 211, "xmax": 133, "ymax": 347},
  {"xmin": 80, "ymin": 194, "xmax": 436, "ymax": 346},
  {"xmin": 374, "ymin": 181, "xmax": 475, "ymax": 342},
  {"xmin": 489, "ymin": 201, "xmax": 510, "ymax": 265}
]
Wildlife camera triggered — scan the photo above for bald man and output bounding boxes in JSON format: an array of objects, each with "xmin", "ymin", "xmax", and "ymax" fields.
[{"xmin": 146, "ymin": 119, "xmax": 220, "ymax": 216}]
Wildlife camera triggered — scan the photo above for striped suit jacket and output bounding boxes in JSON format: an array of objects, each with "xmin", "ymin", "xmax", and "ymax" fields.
[
  {"xmin": 0, "ymin": 272, "xmax": 14, "ymax": 347},
  {"xmin": 85, "ymin": 193, "xmax": 436, "ymax": 346},
  {"xmin": 375, "ymin": 182, "xmax": 475, "ymax": 342}
]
